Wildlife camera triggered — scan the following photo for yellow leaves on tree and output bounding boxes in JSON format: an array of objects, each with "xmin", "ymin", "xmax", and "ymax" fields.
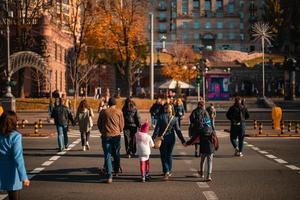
[{"xmin": 162, "ymin": 43, "xmax": 198, "ymax": 82}]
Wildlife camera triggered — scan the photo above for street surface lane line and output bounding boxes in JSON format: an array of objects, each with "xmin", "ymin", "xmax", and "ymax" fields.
[
  {"xmin": 246, "ymin": 144, "xmax": 254, "ymax": 147},
  {"xmin": 49, "ymin": 156, "xmax": 60, "ymax": 161},
  {"xmin": 30, "ymin": 167, "xmax": 45, "ymax": 174},
  {"xmin": 258, "ymin": 150, "xmax": 268, "ymax": 154},
  {"xmin": 265, "ymin": 154, "xmax": 277, "ymax": 159},
  {"xmin": 190, "ymin": 167, "xmax": 197, "ymax": 172},
  {"xmin": 203, "ymin": 191, "xmax": 219, "ymax": 200},
  {"xmin": 42, "ymin": 161, "xmax": 54, "ymax": 166},
  {"xmin": 251, "ymin": 147, "xmax": 260, "ymax": 151},
  {"xmin": 184, "ymin": 160, "xmax": 192, "ymax": 165},
  {"xmin": 197, "ymin": 182, "xmax": 210, "ymax": 188},
  {"xmin": 27, "ymin": 174, "xmax": 36, "ymax": 179},
  {"xmin": 274, "ymin": 159, "xmax": 288, "ymax": 164},
  {"xmin": 286, "ymin": 165, "xmax": 300, "ymax": 170},
  {"xmin": 57, "ymin": 151, "xmax": 67, "ymax": 155},
  {"xmin": 179, "ymin": 151, "xmax": 187, "ymax": 155}
]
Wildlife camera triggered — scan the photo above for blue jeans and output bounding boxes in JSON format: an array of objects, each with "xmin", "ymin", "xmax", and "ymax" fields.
[
  {"xmin": 159, "ymin": 133, "xmax": 175, "ymax": 174},
  {"xmin": 151, "ymin": 115, "xmax": 157, "ymax": 127},
  {"xmin": 101, "ymin": 135, "xmax": 121, "ymax": 178},
  {"xmin": 230, "ymin": 123, "xmax": 245, "ymax": 152},
  {"xmin": 56, "ymin": 125, "xmax": 69, "ymax": 151}
]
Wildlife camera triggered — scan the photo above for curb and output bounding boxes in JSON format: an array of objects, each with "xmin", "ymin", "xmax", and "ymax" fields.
[{"xmin": 246, "ymin": 134, "xmax": 300, "ymax": 137}]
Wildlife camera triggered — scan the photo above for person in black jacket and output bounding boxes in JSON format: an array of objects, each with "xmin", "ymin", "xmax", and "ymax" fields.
[
  {"xmin": 51, "ymin": 98, "xmax": 74, "ymax": 152},
  {"xmin": 226, "ymin": 97, "xmax": 249, "ymax": 157},
  {"xmin": 149, "ymin": 98, "xmax": 162, "ymax": 128},
  {"xmin": 122, "ymin": 97, "xmax": 141, "ymax": 158}
]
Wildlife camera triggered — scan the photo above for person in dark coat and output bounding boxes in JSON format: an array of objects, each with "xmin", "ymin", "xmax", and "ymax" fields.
[
  {"xmin": 185, "ymin": 100, "xmax": 214, "ymax": 181},
  {"xmin": 51, "ymin": 98, "xmax": 74, "ymax": 152},
  {"xmin": 149, "ymin": 98, "xmax": 162, "ymax": 128},
  {"xmin": 226, "ymin": 97, "xmax": 249, "ymax": 157},
  {"xmin": 122, "ymin": 97, "xmax": 141, "ymax": 158},
  {"xmin": 152, "ymin": 103, "xmax": 186, "ymax": 181},
  {"xmin": 174, "ymin": 98, "xmax": 185, "ymax": 128}
]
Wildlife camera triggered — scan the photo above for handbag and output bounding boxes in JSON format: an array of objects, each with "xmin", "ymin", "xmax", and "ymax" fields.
[
  {"xmin": 88, "ymin": 109, "xmax": 93, "ymax": 128},
  {"xmin": 154, "ymin": 116, "xmax": 174, "ymax": 149}
]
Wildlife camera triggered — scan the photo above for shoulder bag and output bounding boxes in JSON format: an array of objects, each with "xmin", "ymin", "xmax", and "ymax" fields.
[{"xmin": 154, "ymin": 116, "xmax": 174, "ymax": 149}]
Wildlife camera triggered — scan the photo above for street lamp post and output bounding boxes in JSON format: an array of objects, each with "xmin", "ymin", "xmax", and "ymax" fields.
[
  {"xmin": 149, "ymin": 13, "xmax": 154, "ymax": 100},
  {"xmin": 49, "ymin": 70, "xmax": 52, "ymax": 100},
  {"xmin": 5, "ymin": 0, "xmax": 13, "ymax": 98}
]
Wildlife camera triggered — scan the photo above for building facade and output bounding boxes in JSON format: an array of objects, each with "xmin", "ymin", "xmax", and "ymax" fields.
[{"xmin": 151, "ymin": 0, "xmax": 264, "ymax": 52}]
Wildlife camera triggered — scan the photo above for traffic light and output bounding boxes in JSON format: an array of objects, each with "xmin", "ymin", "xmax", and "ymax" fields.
[{"xmin": 195, "ymin": 74, "xmax": 201, "ymax": 86}]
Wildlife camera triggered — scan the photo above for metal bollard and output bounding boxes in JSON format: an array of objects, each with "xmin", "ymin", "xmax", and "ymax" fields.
[
  {"xmin": 34, "ymin": 122, "xmax": 39, "ymax": 134},
  {"xmin": 254, "ymin": 120, "xmax": 257, "ymax": 129},
  {"xmin": 288, "ymin": 121, "xmax": 291, "ymax": 132},
  {"xmin": 38, "ymin": 119, "xmax": 43, "ymax": 129},
  {"xmin": 21, "ymin": 119, "xmax": 26, "ymax": 129},
  {"xmin": 280, "ymin": 121, "xmax": 284, "ymax": 134},
  {"xmin": 296, "ymin": 123, "xmax": 299, "ymax": 133},
  {"xmin": 258, "ymin": 122, "xmax": 263, "ymax": 134}
]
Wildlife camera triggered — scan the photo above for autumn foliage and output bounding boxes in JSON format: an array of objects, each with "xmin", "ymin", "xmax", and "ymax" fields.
[{"xmin": 161, "ymin": 43, "xmax": 198, "ymax": 82}]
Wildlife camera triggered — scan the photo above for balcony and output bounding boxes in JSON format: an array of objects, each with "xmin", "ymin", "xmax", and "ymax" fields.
[
  {"xmin": 157, "ymin": 17, "xmax": 167, "ymax": 22},
  {"xmin": 158, "ymin": 29, "xmax": 167, "ymax": 33},
  {"xmin": 248, "ymin": 16, "xmax": 258, "ymax": 23}
]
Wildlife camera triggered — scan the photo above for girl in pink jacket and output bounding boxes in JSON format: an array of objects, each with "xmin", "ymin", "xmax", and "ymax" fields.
[{"xmin": 135, "ymin": 122, "xmax": 154, "ymax": 182}]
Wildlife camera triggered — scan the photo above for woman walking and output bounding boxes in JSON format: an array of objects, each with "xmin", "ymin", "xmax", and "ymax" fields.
[
  {"xmin": 152, "ymin": 103, "xmax": 186, "ymax": 181},
  {"xmin": 122, "ymin": 97, "xmax": 141, "ymax": 158},
  {"xmin": 174, "ymin": 98, "xmax": 185, "ymax": 128},
  {"xmin": 75, "ymin": 100, "xmax": 94, "ymax": 151},
  {"xmin": 0, "ymin": 111, "xmax": 30, "ymax": 200}
]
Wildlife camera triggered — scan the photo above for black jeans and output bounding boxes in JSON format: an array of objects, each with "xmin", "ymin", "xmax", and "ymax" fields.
[
  {"xmin": 230, "ymin": 123, "xmax": 246, "ymax": 152},
  {"xmin": 80, "ymin": 131, "xmax": 90, "ymax": 146},
  {"xmin": 8, "ymin": 190, "xmax": 20, "ymax": 200},
  {"xmin": 123, "ymin": 126, "xmax": 138, "ymax": 155}
]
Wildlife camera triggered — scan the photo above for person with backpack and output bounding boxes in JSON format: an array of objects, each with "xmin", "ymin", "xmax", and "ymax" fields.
[
  {"xmin": 152, "ymin": 103, "xmax": 186, "ymax": 181},
  {"xmin": 51, "ymin": 98, "xmax": 75, "ymax": 152},
  {"xmin": 206, "ymin": 103, "xmax": 217, "ymax": 131},
  {"xmin": 185, "ymin": 100, "xmax": 214, "ymax": 181},
  {"xmin": 122, "ymin": 97, "xmax": 141, "ymax": 158},
  {"xmin": 226, "ymin": 97, "xmax": 250, "ymax": 157},
  {"xmin": 149, "ymin": 98, "xmax": 162, "ymax": 128},
  {"xmin": 75, "ymin": 99, "xmax": 94, "ymax": 151}
]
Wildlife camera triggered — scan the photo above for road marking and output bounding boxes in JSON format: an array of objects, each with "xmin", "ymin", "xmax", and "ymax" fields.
[
  {"xmin": 203, "ymin": 191, "xmax": 219, "ymax": 200},
  {"xmin": 286, "ymin": 165, "xmax": 300, "ymax": 170},
  {"xmin": 42, "ymin": 161, "xmax": 54, "ymax": 166},
  {"xmin": 190, "ymin": 167, "xmax": 197, "ymax": 172},
  {"xmin": 258, "ymin": 150, "xmax": 268, "ymax": 154},
  {"xmin": 27, "ymin": 174, "xmax": 36, "ymax": 179},
  {"xmin": 246, "ymin": 144, "xmax": 254, "ymax": 147},
  {"xmin": 274, "ymin": 159, "xmax": 288, "ymax": 164},
  {"xmin": 197, "ymin": 182, "xmax": 210, "ymax": 188},
  {"xmin": 251, "ymin": 147, "xmax": 260, "ymax": 151},
  {"xmin": 68, "ymin": 144, "xmax": 76, "ymax": 148},
  {"xmin": 49, "ymin": 156, "xmax": 60, "ymax": 161},
  {"xmin": 243, "ymin": 141, "xmax": 248, "ymax": 144},
  {"xmin": 57, "ymin": 151, "xmax": 67, "ymax": 155},
  {"xmin": 179, "ymin": 151, "xmax": 187, "ymax": 155},
  {"xmin": 265, "ymin": 154, "xmax": 277, "ymax": 159},
  {"xmin": 30, "ymin": 167, "xmax": 45, "ymax": 174}
]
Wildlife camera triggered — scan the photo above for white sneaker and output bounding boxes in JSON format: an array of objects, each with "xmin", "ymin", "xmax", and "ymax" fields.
[
  {"xmin": 239, "ymin": 152, "xmax": 243, "ymax": 157},
  {"xmin": 83, "ymin": 146, "xmax": 86, "ymax": 151},
  {"xmin": 86, "ymin": 143, "xmax": 90, "ymax": 150},
  {"xmin": 234, "ymin": 148, "xmax": 239, "ymax": 156}
]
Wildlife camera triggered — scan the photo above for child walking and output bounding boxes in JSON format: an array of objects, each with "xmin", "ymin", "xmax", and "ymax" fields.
[{"xmin": 135, "ymin": 122, "xmax": 154, "ymax": 182}]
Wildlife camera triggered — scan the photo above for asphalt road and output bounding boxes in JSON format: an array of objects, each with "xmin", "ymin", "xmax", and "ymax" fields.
[{"xmin": 1, "ymin": 130, "xmax": 300, "ymax": 200}]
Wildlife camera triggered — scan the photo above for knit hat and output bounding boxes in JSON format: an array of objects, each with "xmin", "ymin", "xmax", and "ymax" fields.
[
  {"xmin": 140, "ymin": 122, "xmax": 150, "ymax": 133},
  {"xmin": 108, "ymin": 98, "xmax": 116, "ymax": 106}
]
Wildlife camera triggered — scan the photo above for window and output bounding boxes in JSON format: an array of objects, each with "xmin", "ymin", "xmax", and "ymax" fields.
[
  {"xmin": 182, "ymin": 0, "xmax": 188, "ymax": 14},
  {"xmin": 216, "ymin": 0, "xmax": 223, "ymax": 10},
  {"xmin": 171, "ymin": 33, "xmax": 176, "ymax": 41},
  {"xmin": 240, "ymin": 33, "xmax": 245, "ymax": 40},
  {"xmin": 205, "ymin": 0, "xmax": 211, "ymax": 11},
  {"xmin": 228, "ymin": 3, "xmax": 235, "ymax": 13},
  {"xmin": 193, "ymin": 33, "xmax": 200, "ymax": 40},
  {"xmin": 229, "ymin": 21, "xmax": 235, "ymax": 29},
  {"xmin": 172, "ymin": 12, "xmax": 177, "ymax": 18},
  {"xmin": 240, "ymin": 23, "xmax": 244, "ymax": 30},
  {"xmin": 171, "ymin": 23, "xmax": 176, "ymax": 30},
  {"xmin": 159, "ymin": 12, "xmax": 166, "ymax": 20},
  {"xmin": 59, "ymin": 46, "xmax": 63, "ymax": 62},
  {"xmin": 229, "ymin": 32, "xmax": 235, "ymax": 40},
  {"xmin": 193, "ymin": 0, "xmax": 200, "ymax": 9},
  {"xmin": 182, "ymin": 32, "xmax": 189, "ymax": 41},
  {"xmin": 205, "ymin": 21, "xmax": 211, "ymax": 29},
  {"xmin": 240, "ymin": 0, "xmax": 244, "ymax": 9},
  {"xmin": 216, "ymin": 21, "xmax": 223, "ymax": 29},
  {"xmin": 159, "ymin": 23, "xmax": 167, "ymax": 30},
  {"xmin": 182, "ymin": 22, "xmax": 189, "ymax": 29},
  {"xmin": 217, "ymin": 33, "xmax": 223, "ymax": 39},
  {"xmin": 54, "ymin": 43, "xmax": 57, "ymax": 60},
  {"xmin": 240, "ymin": 11, "xmax": 244, "ymax": 19},
  {"xmin": 193, "ymin": 21, "xmax": 200, "ymax": 29}
]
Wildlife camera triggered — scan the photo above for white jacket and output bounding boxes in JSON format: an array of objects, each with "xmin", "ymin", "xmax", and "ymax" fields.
[{"xmin": 135, "ymin": 132, "xmax": 154, "ymax": 156}]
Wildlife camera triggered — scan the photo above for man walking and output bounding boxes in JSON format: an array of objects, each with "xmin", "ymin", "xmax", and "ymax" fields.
[
  {"xmin": 97, "ymin": 98, "xmax": 124, "ymax": 183},
  {"xmin": 226, "ymin": 97, "xmax": 249, "ymax": 157},
  {"xmin": 51, "ymin": 98, "xmax": 74, "ymax": 152}
]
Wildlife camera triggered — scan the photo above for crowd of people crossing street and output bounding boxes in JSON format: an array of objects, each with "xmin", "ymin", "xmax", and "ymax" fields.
[{"xmin": 0, "ymin": 95, "xmax": 250, "ymax": 199}]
